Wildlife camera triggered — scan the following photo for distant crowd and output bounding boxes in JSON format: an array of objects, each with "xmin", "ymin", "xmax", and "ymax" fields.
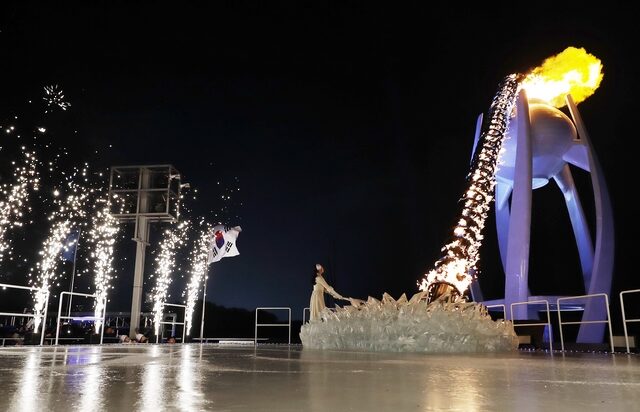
[{"xmin": 1, "ymin": 323, "xmax": 179, "ymax": 346}]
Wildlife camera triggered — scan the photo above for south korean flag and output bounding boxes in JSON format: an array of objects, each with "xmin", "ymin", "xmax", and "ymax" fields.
[{"xmin": 207, "ymin": 225, "xmax": 242, "ymax": 264}]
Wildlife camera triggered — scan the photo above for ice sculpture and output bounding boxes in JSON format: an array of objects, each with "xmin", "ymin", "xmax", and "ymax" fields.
[{"xmin": 300, "ymin": 293, "xmax": 518, "ymax": 352}]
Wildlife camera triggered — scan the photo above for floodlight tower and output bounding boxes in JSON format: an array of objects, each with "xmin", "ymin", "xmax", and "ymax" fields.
[
  {"xmin": 108, "ymin": 165, "xmax": 183, "ymax": 338},
  {"xmin": 476, "ymin": 93, "xmax": 614, "ymax": 343}
]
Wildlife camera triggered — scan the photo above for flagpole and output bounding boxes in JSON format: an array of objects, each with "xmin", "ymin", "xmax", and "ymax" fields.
[
  {"xmin": 197, "ymin": 225, "xmax": 241, "ymax": 342},
  {"xmin": 67, "ymin": 228, "xmax": 81, "ymax": 317},
  {"xmin": 199, "ymin": 273, "xmax": 208, "ymax": 341}
]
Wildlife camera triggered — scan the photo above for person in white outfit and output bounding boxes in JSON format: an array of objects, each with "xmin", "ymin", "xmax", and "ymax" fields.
[{"xmin": 310, "ymin": 264, "xmax": 362, "ymax": 321}]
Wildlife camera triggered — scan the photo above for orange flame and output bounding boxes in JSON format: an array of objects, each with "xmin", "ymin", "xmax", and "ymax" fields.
[{"xmin": 521, "ymin": 46, "xmax": 603, "ymax": 108}]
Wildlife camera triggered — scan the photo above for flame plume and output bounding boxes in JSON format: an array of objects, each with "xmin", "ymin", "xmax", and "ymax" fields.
[{"xmin": 521, "ymin": 46, "xmax": 603, "ymax": 108}]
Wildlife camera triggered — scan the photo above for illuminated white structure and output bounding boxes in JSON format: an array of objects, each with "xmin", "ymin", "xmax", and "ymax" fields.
[
  {"xmin": 476, "ymin": 92, "xmax": 614, "ymax": 343},
  {"xmin": 109, "ymin": 165, "xmax": 183, "ymax": 338}
]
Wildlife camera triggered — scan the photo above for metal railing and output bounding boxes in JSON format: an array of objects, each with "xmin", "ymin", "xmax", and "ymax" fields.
[
  {"xmin": 156, "ymin": 303, "xmax": 187, "ymax": 343},
  {"xmin": 55, "ymin": 291, "xmax": 106, "ymax": 345},
  {"xmin": 557, "ymin": 294, "xmax": 614, "ymax": 352},
  {"xmin": 510, "ymin": 299, "xmax": 553, "ymax": 351},
  {"xmin": 620, "ymin": 289, "xmax": 640, "ymax": 353},
  {"xmin": 1, "ymin": 337, "xmax": 25, "ymax": 346},
  {"xmin": 0, "ymin": 282, "xmax": 49, "ymax": 345},
  {"xmin": 254, "ymin": 307, "xmax": 291, "ymax": 345},
  {"xmin": 106, "ymin": 315, "xmax": 128, "ymax": 336}
]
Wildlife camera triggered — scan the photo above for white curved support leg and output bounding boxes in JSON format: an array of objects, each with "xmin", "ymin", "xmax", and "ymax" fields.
[
  {"xmin": 495, "ymin": 180, "xmax": 512, "ymax": 272},
  {"xmin": 554, "ymin": 164, "xmax": 594, "ymax": 292},
  {"xmin": 504, "ymin": 90, "xmax": 532, "ymax": 320},
  {"xmin": 567, "ymin": 95, "xmax": 615, "ymax": 343}
]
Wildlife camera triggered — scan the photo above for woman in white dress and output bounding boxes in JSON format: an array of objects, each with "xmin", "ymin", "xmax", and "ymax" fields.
[{"xmin": 310, "ymin": 264, "xmax": 348, "ymax": 322}]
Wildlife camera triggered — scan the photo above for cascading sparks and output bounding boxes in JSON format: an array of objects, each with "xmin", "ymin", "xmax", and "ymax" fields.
[
  {"xmin": 88, "ymin": 199, "xmax": 119, "ymax": 333},
  {"xmin": 184, "ymin": 222, "xmax": 212, "ymax": 336},
  {"xmin": 0, "ymin": 148, "xmax": 39, "ymax": 264},
  {"xmin": 152, "ymin": 221, "xmax": 190, "ymax": 337},
  {"xmin": 32, "ymin": 220, "xmax": 71, "ymax": 332},
  {"xmin": 31, "ymin": 181, "xmax": 89, "ymax": 332},
  {"xmin": 418, "ymin": 74, "xmax": 520, "ymax": 299}
]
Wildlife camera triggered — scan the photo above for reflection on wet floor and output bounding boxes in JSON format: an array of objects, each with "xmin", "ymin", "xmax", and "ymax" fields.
[{"xmin": 1, "ymin": 344, "xmax": 640, "ymax": 411}]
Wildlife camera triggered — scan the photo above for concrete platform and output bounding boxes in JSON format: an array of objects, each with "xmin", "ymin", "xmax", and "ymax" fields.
[{"xmin": 1, "ymin": 344, "xmax": 639, "ymax": 411}]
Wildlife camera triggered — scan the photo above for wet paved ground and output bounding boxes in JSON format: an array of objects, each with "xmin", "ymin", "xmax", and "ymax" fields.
[{"xmin": 1, "ymin": 344, "xmax": 639, "ymax": 411}]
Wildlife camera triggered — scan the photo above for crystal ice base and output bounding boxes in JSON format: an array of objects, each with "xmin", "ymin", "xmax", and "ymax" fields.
[{"xmin": 300, "ymin": 293, "xmax": 519, "ymax": 353}]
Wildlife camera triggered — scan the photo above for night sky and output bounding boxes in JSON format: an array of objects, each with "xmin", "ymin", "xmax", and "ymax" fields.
[{"xmin": 1, "ymin": 3, "xmax": 637, "ymax": 326}]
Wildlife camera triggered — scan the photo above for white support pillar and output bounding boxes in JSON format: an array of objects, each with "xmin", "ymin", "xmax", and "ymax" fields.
[
  {"xmin": 504, "ymin": 90, "xmax": 532, "ymax": 320},
  {"xmin": 495, "ymin": 180, "xmax": 512, "ymax": 271},
  {"xmin": 129, "ymin": 167, "xmax": 151, "ymax": 338},
  {"xmin": 566, "ymin": 95, "xmax": 615, "ymax": 343},
  {"xmin": 129, "ymin": 217, "xmax": 149, "ymax": 337}
]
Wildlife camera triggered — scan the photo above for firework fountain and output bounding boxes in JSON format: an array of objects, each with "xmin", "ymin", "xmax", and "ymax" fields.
[
  {"xmin": 184, "ymin": 222, "xmax": 212, "ymax": 336},
  {"xmin": 30, "ymin": 180, "xmax": 89, "ymax": 333},
  {"xmin": 151, "ymin": 221, "xmax": 190, "ymax": 338},
  {"xmin": 88, "ymin": 198, "xmax": 119, "ymax": 333},
  {"xmin": 0, "ymin": 148, "xmax": 39, "ymax": 264}
]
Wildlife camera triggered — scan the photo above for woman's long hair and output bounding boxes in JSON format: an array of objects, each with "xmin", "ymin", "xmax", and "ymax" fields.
[{"xmin": 312, "ymin": 264, "xmax": 322, "ymax": 285}]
